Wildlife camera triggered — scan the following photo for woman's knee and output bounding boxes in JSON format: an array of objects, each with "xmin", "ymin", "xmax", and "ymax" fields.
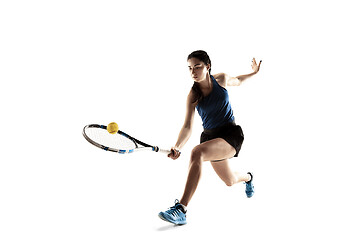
[
  {"xmin": 224, "ymin": 179, "xmax": 235, "ymax": 187},
  {"xmin": 190, "ymin": 146, "xmax": 204, "ymax": 163}
]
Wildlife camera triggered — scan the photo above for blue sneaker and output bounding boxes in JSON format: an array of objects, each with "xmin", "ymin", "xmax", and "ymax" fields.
[
  {"xmin": 245, "ymin": 172, "xmax": 254, "ymax": 198},
  {"xmin": 158, "ymin": 200, "xmax": 187, "ymax": 225}
]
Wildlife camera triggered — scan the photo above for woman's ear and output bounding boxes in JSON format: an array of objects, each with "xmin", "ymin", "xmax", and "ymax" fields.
[{"xmin": 206, "ymin": 64, "xmax": 211, "ymax": 72}]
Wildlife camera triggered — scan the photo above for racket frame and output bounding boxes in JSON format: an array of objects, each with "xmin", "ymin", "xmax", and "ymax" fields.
[{"xmin": 82, "ymin": 124, "xmax": 170, "ymax": 154}]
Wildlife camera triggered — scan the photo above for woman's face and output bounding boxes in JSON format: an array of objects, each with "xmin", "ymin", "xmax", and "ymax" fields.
[{"xmin": 187, "ymin": 57, "xmax": 210, "ymax": 82}]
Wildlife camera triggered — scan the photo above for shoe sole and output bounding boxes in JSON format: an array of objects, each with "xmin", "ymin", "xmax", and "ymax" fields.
[{"xmin": 158, "ymin": 213, "xmax": 187, "ymax": 225}]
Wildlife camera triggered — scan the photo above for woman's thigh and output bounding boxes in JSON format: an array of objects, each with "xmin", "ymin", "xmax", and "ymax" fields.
[
  {"xmin": 193, "ymin": 137, "xmax": 236, "ymax": 162},
  {"xmin": 210, "ymin": 159, "xmax": 236, "ymax": 186}
]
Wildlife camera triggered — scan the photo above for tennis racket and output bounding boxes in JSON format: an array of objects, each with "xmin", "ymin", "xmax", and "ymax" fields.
[{"xmin": 83, "ymin": 124, "xmax": 172, "ymax": 155}]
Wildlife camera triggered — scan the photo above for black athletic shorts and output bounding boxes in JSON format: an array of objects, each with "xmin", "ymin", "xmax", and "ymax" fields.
[{"xmin": 200, "ymin": 121, "xmax": 244, "ymax": 158}]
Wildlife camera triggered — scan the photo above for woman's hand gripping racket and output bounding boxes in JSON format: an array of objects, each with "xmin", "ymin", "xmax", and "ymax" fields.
[{"xmin": 83, "ymin": 124, "xmax": 174, "ymax": 155}]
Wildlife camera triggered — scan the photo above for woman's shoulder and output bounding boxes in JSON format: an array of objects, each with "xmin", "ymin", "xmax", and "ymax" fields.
[
  {"xmin": 212, "ymin": 73, "xmax": 227, "ymax": 88},
  {"xmin": 187, "ymin": 88, "xmax": 198, "ymax": 106}
]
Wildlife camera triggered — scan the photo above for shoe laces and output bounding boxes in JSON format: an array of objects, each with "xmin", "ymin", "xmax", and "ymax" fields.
[{"xmin": 166, "ymin": 199, "xmax": 185, "ymax": 217}]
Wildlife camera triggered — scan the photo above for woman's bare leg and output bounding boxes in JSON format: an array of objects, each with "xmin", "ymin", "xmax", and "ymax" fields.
[
  {"xmin": 179, "ymin": 138, "xmax": 236, "ymax": 206},
  {"xmin": 211, "ymin": 159, "xmax": 251, "ymax": 186}
]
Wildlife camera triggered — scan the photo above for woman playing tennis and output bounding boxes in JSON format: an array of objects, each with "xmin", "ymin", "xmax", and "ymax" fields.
[{"xmin": 158, "ymin": 50, "xmax": 262, "ymax": 225}]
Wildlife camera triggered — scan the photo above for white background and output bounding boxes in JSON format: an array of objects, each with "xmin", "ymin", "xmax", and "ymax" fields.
[{"xmin": 1, "ymin": 0, "xmax": 359, "ymax": 239}]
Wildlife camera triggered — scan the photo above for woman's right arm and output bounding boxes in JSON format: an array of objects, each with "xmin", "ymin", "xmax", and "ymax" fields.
[{"xmin": 168, "ymin": 90, "xmax": 196, "ymax": 160}]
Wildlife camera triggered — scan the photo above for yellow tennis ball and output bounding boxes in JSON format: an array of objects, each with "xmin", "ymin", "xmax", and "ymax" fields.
[{"xmin": 107, "ymin": 122, "xmax": 118, "ymax": 134}]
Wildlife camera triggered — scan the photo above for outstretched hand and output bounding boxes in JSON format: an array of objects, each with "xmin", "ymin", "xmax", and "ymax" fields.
[{"xmin": 251, "ymin": 58, "xmax": 262, "ymax": 73}]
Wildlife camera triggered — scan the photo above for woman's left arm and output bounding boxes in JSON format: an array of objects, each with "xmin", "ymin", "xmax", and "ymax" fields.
[{"xmin": 223, "ymin": 58, "xmax": 262, "ymax": 87}]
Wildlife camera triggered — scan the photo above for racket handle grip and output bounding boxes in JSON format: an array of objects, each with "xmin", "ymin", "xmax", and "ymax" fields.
[
  {"xmin": 158, "ymin": 148, "xmax": 172, "ymax": 155},
  {"xmin": 153, "ymin": 146, "xmax": 172, "ymax": 155}
]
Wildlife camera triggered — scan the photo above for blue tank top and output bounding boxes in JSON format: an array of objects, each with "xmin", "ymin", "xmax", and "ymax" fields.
[{"xmin": 196, "ymin": 75, "xmax": 235, "ymax": 129}]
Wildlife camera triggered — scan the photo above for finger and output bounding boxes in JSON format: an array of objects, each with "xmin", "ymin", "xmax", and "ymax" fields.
[
  {"xmin": 169, "ymin": 148, "xmax": 176, "ymax": 157},
  {"xmin": 175, "ymin": 150, "xmax": 181, "ymax": 159}
]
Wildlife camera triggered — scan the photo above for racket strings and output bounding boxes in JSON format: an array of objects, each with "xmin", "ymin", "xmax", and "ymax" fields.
[{"xmin": 85, "ymin": 127, "xmax": 137, "ymax": 151}]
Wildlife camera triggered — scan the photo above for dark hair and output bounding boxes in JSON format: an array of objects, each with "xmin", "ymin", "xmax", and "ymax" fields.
[{"xmin": 187, "ymin": 50, "xmax": 212, "ymax": 104}]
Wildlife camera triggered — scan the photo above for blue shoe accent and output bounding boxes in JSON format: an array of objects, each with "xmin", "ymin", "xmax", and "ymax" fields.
[
  {"xmin": 245, "ymin": 172, "xmax": 254, "ymax": 198},
  {"xmin": 158, "ymin": 200, "xmax": 187, "ymax": 225}
]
